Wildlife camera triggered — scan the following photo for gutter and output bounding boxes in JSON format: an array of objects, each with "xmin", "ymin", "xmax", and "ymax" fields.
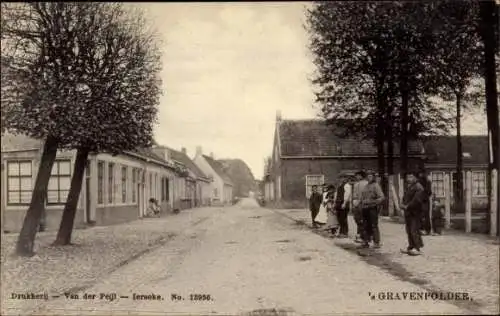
[{"xmin": 280, "ymin": 154, "xmax": 425, "ymax": 159}]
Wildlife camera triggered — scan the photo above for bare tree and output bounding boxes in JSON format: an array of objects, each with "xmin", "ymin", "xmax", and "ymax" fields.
[{"xmin": 1, "ymin": 3, "xmax": 162, "ymax": 255}]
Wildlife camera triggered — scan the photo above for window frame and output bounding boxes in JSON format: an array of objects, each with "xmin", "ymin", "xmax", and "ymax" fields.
[
  {"xmin": 108, "ymin": 162, "xmax": 115, "ymax": 204},
  {"xmin": 121, "ymin": 165, "xmax": 127, "ymax": 203},
  {"xmin": 305, "ymin": 174, "xmax": 325, "ymax": 198},
  {"xmin": 6, "ymin": 160, "xmax": 33, "ymax": 206},
  {"xmin": 430, "ymin": 171, "xmax": 445, "ymax": 198},
  {"xmin": 471, "ymin": 171, "xmax": 487, "ymax": 197},
  {"xmin": 47, "ymin": 159, "xmax": 72, "ymax": 205}
]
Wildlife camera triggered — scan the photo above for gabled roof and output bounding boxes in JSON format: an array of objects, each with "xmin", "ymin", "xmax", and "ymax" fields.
[
  {"xmin": 169, "ymin": 149, "xmax": 209, "ymax": 180},
  {"xmin": 422, "ymin": 135, "xmax": 488, "ymax": 166},
  {"xmin": 1, "ymin": 133, "xmax": 176, "ymax": 170},
  {"xmin": 202, "ymin": 155, "xmax": 233, "ymax": 185},
  {"xmin": 278, "ymin": 119, "xmax": 424, "ymax": 157},
  {"xmin": 1, "ymin": 133, "xmax": 42, "ymax": 152}
]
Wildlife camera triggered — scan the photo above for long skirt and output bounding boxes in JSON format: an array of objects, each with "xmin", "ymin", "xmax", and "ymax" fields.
[
  {"xmin": 315, "ymin": 203, "xmax": 328, "ymax": 224},
  {"xmin": 323, "ymin": 209, "xmax": 339, "ymax": 230}
]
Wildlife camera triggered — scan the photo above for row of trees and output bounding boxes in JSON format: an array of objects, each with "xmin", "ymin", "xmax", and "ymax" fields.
[
  {"xmin": 307, "ymin": 0, "xmax": 499, "ymax": 224},
  {"xmin": 1, "ymin": 3, "xmax": 163, "ymax": 256}
]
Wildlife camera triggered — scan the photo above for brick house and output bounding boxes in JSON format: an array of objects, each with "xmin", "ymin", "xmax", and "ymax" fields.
[
  {"xmin": 193, "ymin": 148, "xmax": 233, "ymax": 205},
  {"xmin": 264, "ymin": 112, "xmax": 490, "ymax": 218},
  {"xmin": 264, "ymin": 112, "xmax": 425, "ymax": 209},
  {"xmin": 1, "ymin": 133, "xmax": 181, "ymax": 233},
  {"xmin": 423, "ymin": 135, "xmax": 489, "ymax": 213}
]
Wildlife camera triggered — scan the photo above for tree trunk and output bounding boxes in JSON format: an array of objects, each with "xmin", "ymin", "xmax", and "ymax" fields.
[
  {"xmin": 376, "ymin": 94, "xmax": 386, "ymax": 184},
  {"xmin": 480, "ymin": 0, "xmax": 500, "ymax": 236},
  {"xmin": 400, "ymin": 88, "xmax": 409, "ymax": 187},
  {"xmin": 16, "ymin": 135, "xmax": 59, "ymax": 256},
  {"xmin": 455, "ymin": 93, "xmax": 465, "ymax": 213},
  {"xmin": 53, "ymin": 148, "xmax": 90, "ymax": 245},
  {"xmin": 384, "ymin": 106, "xmax": 394, "ymax": 216}
]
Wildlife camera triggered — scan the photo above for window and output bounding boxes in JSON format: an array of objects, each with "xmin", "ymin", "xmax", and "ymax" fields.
[
  {"xmin": 161, "ymin": 177, "xmax": 167, "ymax": 201},
  {"xmin": 305, "ymin": 174, "xmax": 324, "ymax": 198},
  {"xmin": 155, "ymin": 174, "xmax": 158, "ymax": 199},
  {"xmin": 165, "ymin": 178, "xmax": 169, "ymax": 201},
  {"xmin": 472, "ymin": 171, "xmax": 487, "ymax": 197},
  {"xmin": 47, "ymin": 160, "xmax": 71, "ymax": 204},
  {"xmin": 132, "ymin": 168, "xmax": 137, "ymax": 203},
  {"xmin": 431, "ymin": 172, "xmax": 445, "ymax": 198},
  {"xmin": 121, "ymin": 166, "xmax": 127, "ymax": 203},
  {"xmin": 97, "ymin": 161, "xmax": 104, "ymax": 204},
  {"xmin": 108, "ymin": 162, "xmax": 114, "ymax": 204},
  {"xmin": 7, "ymin": 161, "xmax": 32, "ymax": 205},
  {"xmin": 149, "ymin": 173, "xmax": 153, "ymax": 199}
]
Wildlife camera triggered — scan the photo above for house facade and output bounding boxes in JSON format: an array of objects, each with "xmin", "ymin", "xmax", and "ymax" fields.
[
  {"xmin": 1, "ymin": 133, "xmax": 179, "ymax": 233},
  {"xmin": 265, "ymin": 112, "xmax": 424, "ymax": 209},
  {"xmin": 264, "ymin": 112, "xmax": 491, "ymax": 219},
  {"xmin": 193, "ymin": 148, "xmax": 233, "ymax": 205},
  {"xmin": 167, "ymin": 147, "xmax": 212, "ymax": 209},
  {"xmin": 423, "ymin": 135, "xmax": 489, "ymax": 212}
]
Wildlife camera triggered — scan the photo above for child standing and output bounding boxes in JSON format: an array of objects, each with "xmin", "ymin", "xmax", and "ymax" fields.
[{"xmin": 431, "ymin": 199, "xmax": 445, "ymax": 235}]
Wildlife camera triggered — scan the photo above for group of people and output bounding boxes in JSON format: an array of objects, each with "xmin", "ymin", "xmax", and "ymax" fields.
[{"xmin": 309, "ymin": 169, "xmax": 445, "ymax": 256}]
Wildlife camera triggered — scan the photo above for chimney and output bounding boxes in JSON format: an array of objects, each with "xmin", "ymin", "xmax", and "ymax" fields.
[
  {"xmin": 196, "ymin": 146, "xmax": 202, "ymax": 156},
  {"xmin": 276, "ymin": 109, "xmax": 282, "ymax": 122},
  {"xmin": 181, "ymin": 147, "xmax": 187, "ymax": 155}
]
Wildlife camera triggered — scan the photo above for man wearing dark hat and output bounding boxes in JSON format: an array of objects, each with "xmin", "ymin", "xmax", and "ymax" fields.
[
  {"xmin": 401, "ymin": 172, "xmax": 425, "ymax": 256},
  {"xmin": 352, "ymin": 170, "xmax": 368, "ymax": 243},
  {"xmin": 359, "ymin": 170, "xmax": 385, "ymax": 248},
  {"xmin": 417, "ymin": 170, "xmax": 432, "ymax": 235}
]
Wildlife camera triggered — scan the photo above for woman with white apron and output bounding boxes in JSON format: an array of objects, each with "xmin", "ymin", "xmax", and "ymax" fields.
[
  {"xmin": 315, "ymin": 187, "xmax": 328, "ymax": 224},
  {"xmin": 322, "ymin": 185, "xmax": 339, "ymax": 236}
]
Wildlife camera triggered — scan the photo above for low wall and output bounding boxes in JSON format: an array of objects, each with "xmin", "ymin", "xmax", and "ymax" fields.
[{"xmin": 2, "ymin": 206, "xmax": 86, "ymax": 233}]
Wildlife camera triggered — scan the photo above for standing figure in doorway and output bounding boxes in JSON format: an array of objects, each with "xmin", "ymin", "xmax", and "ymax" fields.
[
  {"xmin": 335, "ymin": 175, "xmax": 352, "ymax": 238},
  {"xmin": 359, "ymin": 171, "xmax": 385, "ymax": 249},
  {"xmin": 401, "ymin": 172, "xmax": 426, "ymax": 256}
]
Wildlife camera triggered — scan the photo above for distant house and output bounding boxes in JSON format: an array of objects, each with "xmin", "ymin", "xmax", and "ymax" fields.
[
  {"xmin": 193, "ymin": 148, "xmax": 233, "ymax": 205},
  {"xmin": 423, "ymin": 135, "xmax": 489, "ymax": 211},
  {"xmin": 265, "ymin": 112, "xmax": 425, "ymax": 209},
  {"xmin": 166, "ymin": 147, "xmax": 212, "ymax": 209},
  {"xmin": 1, "ymin": 133, "xmax": 179, "ymax": 233}
]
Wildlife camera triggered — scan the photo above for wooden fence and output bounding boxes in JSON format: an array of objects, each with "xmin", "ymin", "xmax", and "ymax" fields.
[{"xmin": 388, "ymin": 170, "xmax": 498, "ymax": 236}]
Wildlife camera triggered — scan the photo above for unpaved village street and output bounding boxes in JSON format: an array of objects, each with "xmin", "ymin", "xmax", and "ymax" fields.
[{"xmin": 2, "ymin": 199, "xmax": 497, "ymax": 315}]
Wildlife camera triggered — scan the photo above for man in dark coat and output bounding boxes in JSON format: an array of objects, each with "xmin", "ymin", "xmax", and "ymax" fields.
[
  {"xmin": 309, "ymin": 185, "xmax": 323, "ymax": 228},
  {"xmin": 418, "ymin": 171, "xmax": 432, "ymax": 235},
  {"xmin": 401, "ymin": 172, "xmax": 425, "ymax": 256}
]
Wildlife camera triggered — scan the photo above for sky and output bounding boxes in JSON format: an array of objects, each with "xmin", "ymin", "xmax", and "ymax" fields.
[{"xmin": 141, "ymin": 2, "xmax": 487, "ymax": 180}]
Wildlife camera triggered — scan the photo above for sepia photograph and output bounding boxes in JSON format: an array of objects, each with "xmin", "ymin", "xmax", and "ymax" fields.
[{"xmin": 1, "ymin": 1, "xmax": 499, "ymax": 315}]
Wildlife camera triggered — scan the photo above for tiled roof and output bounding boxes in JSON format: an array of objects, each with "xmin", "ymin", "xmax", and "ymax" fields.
[
  {"xmin": 278, "ymin": 119, "xmax": 424, "ymax": 157},
  {"xmin": 202, "ymin": 155, "xmax": 233, "ymax": 185},
  {"xmin": 422, "ymin": 135, "xmax": 489, "ymax": 165},
  {"xmin": 169, "ymin": 149, "xmax": 209, "ymax": 180},
  {"xmin": 133, "ymin": 147, "xmax": 168, "ymax": 163},
  {"xmin": 1, "ymin": 133, "xmax": 42, "ymax": 152}
]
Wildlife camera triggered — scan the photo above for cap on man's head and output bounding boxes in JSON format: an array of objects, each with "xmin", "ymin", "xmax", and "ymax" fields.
[{"xmin": 355, "ymin": 170, "xmax": 367, "ymax": 178}]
